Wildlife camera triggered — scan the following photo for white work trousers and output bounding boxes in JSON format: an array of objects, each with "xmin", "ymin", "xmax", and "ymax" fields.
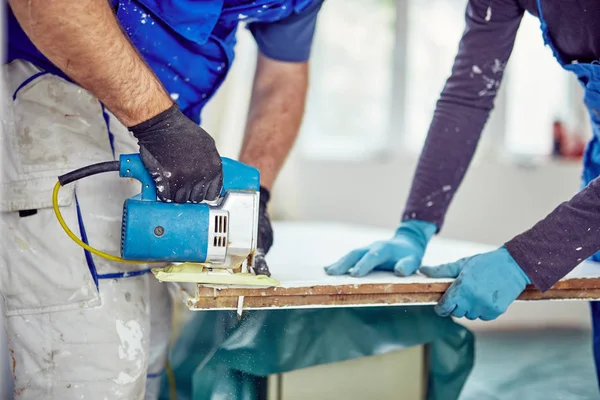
[{"xmin": 0, "ymin": 60, "xmax": 173, "ymax": 399}]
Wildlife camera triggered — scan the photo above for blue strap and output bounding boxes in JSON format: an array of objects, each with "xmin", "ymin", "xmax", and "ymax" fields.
[
  {"xmin": 535, "ymin": 0, "xmax": 545, "ymax": 21},
  {"xmin": 147, "ymin": 370, "xmax": 165, "ymax": 379},
  {"xmin": 74, "ymin": 191, "xmax": 100, "ymax": 289},
  {"xmin": 97, "ymin": 268, "xmax": 153, "ymax": 280},
  {"xmin": 535, "ymin": 0, "xmax": 567, "ymax": 66},
  {"xmin": 100, "ymin": 103, "xmax": 116, "ymax": 160},
  {"xmin": 75, "ymin": 191, "xmax": 152, "ymax": 284},
  {"xmin": 536, "ymin": 0, "xmax": 551, "ymax": 45},
  {"xmin": 12, "ymin": 71, "xmax": 48, "ymax": 100}
]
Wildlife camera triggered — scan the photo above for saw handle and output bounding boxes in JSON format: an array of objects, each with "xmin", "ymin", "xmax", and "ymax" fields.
[
  {"xmin": 119, "ymin": 154, "xmax": 157, "ymax": 201},
  {"xmin": 119, "ymin": 153, "xmax": 260, "ymax": 201},
  {"xmin": 220, "ymin": 157, "xmax": 260, "ymax": 194}
]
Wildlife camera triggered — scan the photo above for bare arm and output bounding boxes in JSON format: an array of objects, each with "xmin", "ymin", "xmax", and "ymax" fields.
[
  {"xmin": 8, "ymin": 0, "xmax": 172, "ymax": 126},
  {"xmin": 238, "ymin": 54, "xmax": 309, "ymax": 190}
]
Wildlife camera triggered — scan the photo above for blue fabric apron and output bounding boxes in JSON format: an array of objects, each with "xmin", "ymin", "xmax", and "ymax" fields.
[
  {"xmin": 6, "ymin": 0, "xmax": 314, "ymax": 124},
  {"xmin": 536, "ymin": 0, "xmax": 600, "ymax": 388}
]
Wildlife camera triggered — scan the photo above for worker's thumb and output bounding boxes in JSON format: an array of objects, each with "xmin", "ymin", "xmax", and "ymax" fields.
[
  {"xmin": 434, "ymin": 280, "xmax": 463, "ymax": 317},
  {"xmin": 419, "ymin": 260, "xmax": 465, "ymax": 279},
  {"xmin": 393, "ymin": 255, "xmax": 420, "ymax": 277}
]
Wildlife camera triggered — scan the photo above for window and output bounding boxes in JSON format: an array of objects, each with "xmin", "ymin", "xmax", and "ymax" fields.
[
  {"xmin": 299, "ymin": 0, "xmax": 589, "ymax": 160},
  {"xmin": 403, "ymin": 0, "xmax": 468, "ymax": 152},
  {"xmin": 298, "ymin": 0, "xmax": 396, "ymax": 159}
]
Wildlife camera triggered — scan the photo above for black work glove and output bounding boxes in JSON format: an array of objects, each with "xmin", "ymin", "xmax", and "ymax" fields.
[
  {"xmin": 129, "ymin": 104, "xmax": 223, "ymax": 203},
  {"xmin": 254, "ymin": 186, "xmax": 273, "ymax": 276}
]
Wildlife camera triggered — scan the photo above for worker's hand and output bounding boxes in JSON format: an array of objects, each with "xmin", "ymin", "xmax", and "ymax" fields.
[
  {"xmin": 129, "ymin": 104, "xmax": 223, "ymax": 203},
  {"xmin": 253, "ymin": 186, "xmax": 273, "ymax": 276},
  {"xmin": 420, "ymin": 247, "xmax": 531, "ymax": 320},
  {"xmin": 324, "ymin": 220, "xmax": 437, "ymax": 277}
]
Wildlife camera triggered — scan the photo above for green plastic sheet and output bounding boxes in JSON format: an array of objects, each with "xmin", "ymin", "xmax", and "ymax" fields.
[{"xmin": 159, "ymin": 306, "xmax": 474, "ymax": 400}]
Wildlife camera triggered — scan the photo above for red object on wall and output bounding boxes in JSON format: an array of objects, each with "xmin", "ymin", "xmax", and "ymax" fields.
[{"xmin": 552, "ymin": 119, "xmax": 584, "ymax": 159}]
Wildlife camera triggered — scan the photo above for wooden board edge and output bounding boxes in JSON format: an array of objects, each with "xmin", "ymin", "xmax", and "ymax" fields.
[
  {"xmin": 195, "ymin": 278, "xmax": 600, "ymax": 298},
  {"xmin": 187, "ymin": 288, "xmax": 600, "ymax": 310}
]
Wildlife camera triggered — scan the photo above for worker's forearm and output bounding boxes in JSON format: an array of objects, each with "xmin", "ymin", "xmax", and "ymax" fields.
[
  {"xmin": 239, "ymin": 54, "xmax": 308, "ymax": 190},
  {"xmin": 9, "ymin": 0, "xmax": 172, "ymax": 126},
  {"xmin": 505, "ymin": 176, "xmax": 600, "ymax": 292},
  {"xmin": 402, "ymin": 0, "xmax": 523, "ymax": 230}
]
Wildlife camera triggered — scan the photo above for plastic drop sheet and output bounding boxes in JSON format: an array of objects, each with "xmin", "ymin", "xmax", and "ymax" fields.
[
  {"xmin": 159, "ymin": 306, "xmax": 474, "ymax": 400},
  {"xmin": 459, "ymin": 329, "xmax": 598, "ymax": 400}
]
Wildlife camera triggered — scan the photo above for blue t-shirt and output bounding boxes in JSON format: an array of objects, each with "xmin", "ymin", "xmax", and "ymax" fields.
[
  {"xmin": 6, "ymin": 0, "xmax": 324, "ymax": 123},
  {"xmin": 247, "ymin": 0, "xmax": 323, "ymax": 62}
]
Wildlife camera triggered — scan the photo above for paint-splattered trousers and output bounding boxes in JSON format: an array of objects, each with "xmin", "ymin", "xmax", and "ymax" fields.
[{"xmin": 1, "ymin": 60, "xmax": 173, "ymax": 399}]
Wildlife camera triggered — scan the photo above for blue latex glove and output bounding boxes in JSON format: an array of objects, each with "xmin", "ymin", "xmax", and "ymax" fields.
[
  {"xmin": 420, "ymin": 247, "xmax": 532, "ymax": 321},
  {"xmin": 324, "ymin": 220, "xmax": 437, "ymax": 277}
]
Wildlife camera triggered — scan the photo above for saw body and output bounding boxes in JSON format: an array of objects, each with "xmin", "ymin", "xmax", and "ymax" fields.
[
  {"xmin": 53, "ymin": 154, "xmax": 278, "ymax": 287},
  {"xmin": 119, "ymin": 154, "xmax": 260, "ymax": 269}
]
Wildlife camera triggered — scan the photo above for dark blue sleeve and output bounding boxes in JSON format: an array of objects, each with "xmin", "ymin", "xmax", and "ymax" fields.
[
  {"xmin": 248, "ymin": 0, "xmax": 324, "ymax": 62},
  {"xmin": 402, "ymin": 0, "xmax": 523, "ymax": 230}
]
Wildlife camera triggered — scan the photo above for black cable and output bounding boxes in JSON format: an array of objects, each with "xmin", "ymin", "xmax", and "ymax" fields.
[{"xmin": 58, "ymin": 161, "xmax": 120, "ymax": 186}]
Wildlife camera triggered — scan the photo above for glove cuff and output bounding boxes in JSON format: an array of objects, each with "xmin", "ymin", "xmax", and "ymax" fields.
[
  {"xmin": 128, "ymin": 103, "xmax": 179, "ymax": 135},
  {"xmin": 396, "ymin": 219, "xmax": 437, "ymax": 246},
  {"xmin": 259, "ymin": 186, "xmax": 270, "ymax": 206},
  {"xmin": 501, "ymin": 246, "xmax": 532, "ymax": 286}
]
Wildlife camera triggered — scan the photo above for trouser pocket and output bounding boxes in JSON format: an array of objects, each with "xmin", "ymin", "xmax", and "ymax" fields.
[
  {"xmin": 1, "ymin": 60, "xmax": 116, "ymax": 212},
  {"xmin": 0, "ymin": 60, "xmax": 136, "ymax": 314},
  {"xmin": 0, "ymin": 206, "xmax": 101, "ymax": 315}
]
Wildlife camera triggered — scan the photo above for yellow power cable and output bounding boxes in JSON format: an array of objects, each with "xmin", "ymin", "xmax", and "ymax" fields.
[
  {"xmin": 166, "ymin": 359, "xmax": 177, "ymax": 400},
  {"xmin": 52, "ymin": 181, "xmax": 158, "ymax": 265}
]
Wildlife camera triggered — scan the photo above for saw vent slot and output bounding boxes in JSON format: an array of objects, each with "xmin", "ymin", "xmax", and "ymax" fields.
[
  {"xmin": 213, "ymin": 215, "xmax": 227, "ymax": 248},
  {"xmin": 120, "ymin": 203, "xmax": 128, "ymax": 255}
]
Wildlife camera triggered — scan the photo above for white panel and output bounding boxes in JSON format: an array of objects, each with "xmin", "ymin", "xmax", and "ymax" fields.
[{"xmin": 273, "ymin": 346, "xmax": 424, "ymax": 400}]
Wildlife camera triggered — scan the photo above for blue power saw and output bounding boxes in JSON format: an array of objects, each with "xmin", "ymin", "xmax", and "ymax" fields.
[{"xmin": 52, "ymin": 154, "xmax": 279, "ymax": 287}]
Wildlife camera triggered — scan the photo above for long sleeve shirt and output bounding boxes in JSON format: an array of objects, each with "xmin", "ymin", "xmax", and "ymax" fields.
[{"xmin": 402, "ymin": 0, "xmax": 600, "ymax": 291}]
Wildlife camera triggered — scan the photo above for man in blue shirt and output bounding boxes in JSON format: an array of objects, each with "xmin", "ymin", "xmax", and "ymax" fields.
[{"xmin": 2, "ymin": 0, "xmax": 323, "ymax": 398}]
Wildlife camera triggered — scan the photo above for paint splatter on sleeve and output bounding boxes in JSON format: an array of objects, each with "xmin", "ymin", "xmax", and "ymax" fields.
[
  {"xmin": 402, "ymin": 0, "xmax": 524, "ymax": 230},
  {"xmin": 506, "ymin": 177, "xmax": 600, "ymax": 292}
]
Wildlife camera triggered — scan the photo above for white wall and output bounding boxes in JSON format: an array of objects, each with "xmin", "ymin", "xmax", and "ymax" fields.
[{"xmin": 274, "ymin": 152, "xmax": 582, "ymax": 244}]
